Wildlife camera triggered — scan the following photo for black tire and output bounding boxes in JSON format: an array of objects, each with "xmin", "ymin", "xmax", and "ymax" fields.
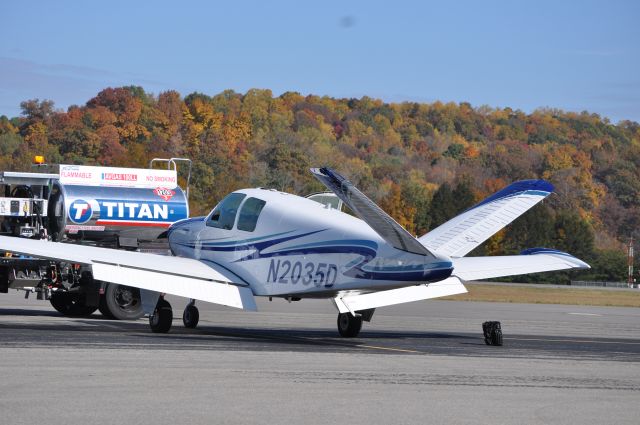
[
  {"xmin": 0, "ymin": 266, "xmax": 9, "ymax": 293},
  {"xmin": 492, "ymin": 328, "xmax": 503, "ymax": 346},
  {"xmin": 337, "ymin": 313, "xmax": 363, "ymax": 337},
  {"xmin": 50, "ymin": 292, "xmax": 98, "ymax": 317},
  {"xmin": 482, "ymin": 321, "xmax": 503, "ymax": 346},
  {"xmin": 98, "ymin": 295, "xmax": 116, "ymax": 319},
  {"xmin": 100, "ymin": 283, "xmax": 144, "ymax": 320},
  {"xmin": 149, "ymin": 299, "xmax": 173, "ymax": 333},
  {"xmin": 182, "ymin": 304, "xmax": 199, "ymax": 329}
]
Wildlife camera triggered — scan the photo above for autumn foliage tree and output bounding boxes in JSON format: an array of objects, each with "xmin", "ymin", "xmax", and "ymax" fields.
[{"xmin": 1, "ymin": 86, "xmax": 638, "ymax": 282}]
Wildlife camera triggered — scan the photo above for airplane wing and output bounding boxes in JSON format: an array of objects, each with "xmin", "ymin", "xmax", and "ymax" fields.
[
  {"xmin": 418, "ymin": 180, "xmax": 554, "ymax": 258},
  {"xmin": 451, "ymin": 248, "xmax": 590, "ymax": 281},
  {"xmin": 333, "ymin": 277, "xmax": 467, "ymax": 314},
  {"xmin": 331, "ymin": 248, "xmax": 588, "ymax": 314},
  {"xmin": 0, "ymin": 236, "xmax": 257, "ymax": 311},
  {"xmin": 310, "ymin": 167, "xmax": 438, "ymax": 258}
]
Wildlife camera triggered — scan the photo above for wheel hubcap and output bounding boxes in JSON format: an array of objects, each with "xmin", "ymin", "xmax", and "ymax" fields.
[{"xmin": 114, "ymin": 286, "xmax": 139, "ymax": 311}]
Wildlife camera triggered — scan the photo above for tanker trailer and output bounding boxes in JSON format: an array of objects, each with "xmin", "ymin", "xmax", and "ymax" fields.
[
  {"xmin": 43, "ymin": 162, "xmax": 191, "ymax": 319},
  {"xmin": 47, "ymin": 181, "xmax": 188, "ymax": 246},
  {"xmin": 1, "ymin": 160, "xmax": 192, "ymax": 319}
]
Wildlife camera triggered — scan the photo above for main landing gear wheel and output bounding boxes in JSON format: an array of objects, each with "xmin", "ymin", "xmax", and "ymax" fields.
[
  {"xmin": 337, "ymin": 313, "xmax": 363, "ymax": 338},
  {"xmin": 182, "ymin": 302, "xmax": 199, "ymax": 329},
  {"xmin": 149, "ymin": 298, "xmax": 173, "ymax": 333}
]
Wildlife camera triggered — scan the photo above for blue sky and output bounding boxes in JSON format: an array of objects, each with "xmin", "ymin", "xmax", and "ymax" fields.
[{"xmin": 1, "ymin": 0, "xmax": 639, "ymax": 122}]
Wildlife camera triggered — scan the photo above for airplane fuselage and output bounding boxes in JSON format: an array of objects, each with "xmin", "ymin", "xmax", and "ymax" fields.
[{"xmin": 168, "ymin": 188, "xmax": 453, "ymax": 297}]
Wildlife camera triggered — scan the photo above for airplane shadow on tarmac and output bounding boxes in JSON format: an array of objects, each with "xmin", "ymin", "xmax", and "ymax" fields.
[
  {"xmin": 0, "ymin": 308, "xmax": 62, "ymax": 317},
  {"xmin": 0, "ymin": 306, "xmax": 478, "ymax": 342},
  {"xmin": 2, "ymin": 308, "xmax": 640, "ymax": 361}
]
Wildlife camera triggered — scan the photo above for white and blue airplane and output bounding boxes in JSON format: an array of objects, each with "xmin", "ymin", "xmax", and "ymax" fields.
[{"xmin": 0, "ymin": 168, "xmax": 589, "ymax": 337}]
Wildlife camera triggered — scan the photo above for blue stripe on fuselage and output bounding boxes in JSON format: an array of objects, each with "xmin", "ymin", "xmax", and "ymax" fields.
[
  {"xmin": 176, "ymin": 229, "xmax": 452, "ymax": 282},
  {"xmin": 174, "ymin": 229, "xmax": 327, "ymax": 253},
  {"xmin": 344, "ymin": 265, "xmax": 453, "ymax": 282}
]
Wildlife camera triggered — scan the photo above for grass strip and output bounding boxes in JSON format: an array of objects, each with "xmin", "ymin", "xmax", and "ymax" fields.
[{"xmin": 443, "ymin": 284, "xmax": 640, "ymax": 307}]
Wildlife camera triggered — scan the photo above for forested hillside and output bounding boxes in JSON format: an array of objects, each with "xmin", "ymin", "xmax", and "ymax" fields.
[{"xmin": 1, "ymin": 87, "xmax": 639, "ymax": 282}]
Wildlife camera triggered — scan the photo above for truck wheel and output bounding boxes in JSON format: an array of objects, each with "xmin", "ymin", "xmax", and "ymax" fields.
[
  {"xmin": 99, "ymin": 283, "xmax": 144, "ymax": 320},
  {"xmin": 98, "ymin": 296, "xmax": 115, "ymax": 319},
  {"xmin": 50, "ymin": 292, "xmax": 98, "ymax": 317},
  {"xmin": 0, "ymin": 266, "xmax": 9, "ymax": 293}
]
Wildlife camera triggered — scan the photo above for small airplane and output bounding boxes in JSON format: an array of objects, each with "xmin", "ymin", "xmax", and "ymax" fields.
[{"xmin": 0, "ymin": 168, "xmax": 589, "ymax": 337}]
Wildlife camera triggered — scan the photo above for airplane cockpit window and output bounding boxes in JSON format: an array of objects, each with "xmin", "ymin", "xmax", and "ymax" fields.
[
  {"xmin": 206, "ymin": 193, "xmax": 246, "ymax": 230},
  {"xmin": 237, "ymin": 197, "xmax": 266, "ymax": 232}
]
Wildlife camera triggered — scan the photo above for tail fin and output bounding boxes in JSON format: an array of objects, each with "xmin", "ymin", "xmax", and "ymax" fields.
[
  {"xmin": 419, "ymin": 180, "xmax": 553, "ymax": 257},
  {"xmin": 310, "ymin": 167, "xmax": 439, "ymax": 258}
]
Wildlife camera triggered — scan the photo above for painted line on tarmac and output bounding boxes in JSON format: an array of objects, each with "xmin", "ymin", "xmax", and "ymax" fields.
[
  {"xmin": 196, "ymin": 328, "xmax": 425, "ymax": 354},
  {"xmin": 507, "ymin": 337, "xmax": 640, "ymax": 345},
  {"xmin": 356, "ymin": 344, "xmax": 422, "ymax": 354},
  {"xmin": 568, "ymin": 312, "xmax": 602, "ymax": 316},
  {"xmin": 95, "ymin": 323, "xmax": 124, "ymax": 329},
  {"xmin": 236, "ymin": 332, "xmax": 425, "ymax": 354}
]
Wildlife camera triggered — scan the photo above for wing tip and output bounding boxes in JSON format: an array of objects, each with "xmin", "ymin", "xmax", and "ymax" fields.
[
  {"xmin": 472, "ymin": 179, "xmax": 554, "ymax": 210},
  {"xmin": 311, "ymin": 166, "xmax": 345, "ymax": 182},
  {"xmin": 521, "ymin": 247, "xmax": 590, "ymax": 269}
]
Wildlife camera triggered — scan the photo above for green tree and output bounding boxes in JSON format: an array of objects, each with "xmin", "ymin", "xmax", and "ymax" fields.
[
  {"xmin": 553, "ymin": 211, "xmax": 595, "ymax": 261},
  {"xmin": 579, "ymin": 249, "xmax": 627, "ymax": 281},
  {"xmin": 502, "ymin": 203, "xmax": 554, "ymax": 253},
  {"xmin": 452, "ymin": 178, "xmax": 475, "ymax": 212},
  {"xmin": 430, "ymin": 183, "xmax": 456, "ymax": 228}
]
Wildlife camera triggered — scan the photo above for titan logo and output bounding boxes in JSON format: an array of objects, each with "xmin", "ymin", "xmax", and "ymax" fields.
[
  {"xmin": 68, "ymin": 199, "xmax": 93, "ymax": 224},
  {"xmin": 100, "ymin": 201, "xmax": 170, "ymax": 220}
]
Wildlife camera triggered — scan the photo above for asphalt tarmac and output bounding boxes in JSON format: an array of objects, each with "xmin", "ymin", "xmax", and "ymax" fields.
[{"xmin": 1, "ymin": 290, "xmax": 639, "ymax": 425}]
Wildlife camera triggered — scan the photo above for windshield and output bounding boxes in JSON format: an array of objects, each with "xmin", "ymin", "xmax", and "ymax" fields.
[{"xmin": 206, "ymin": 193, "xmax": 246, "ymax": 230}]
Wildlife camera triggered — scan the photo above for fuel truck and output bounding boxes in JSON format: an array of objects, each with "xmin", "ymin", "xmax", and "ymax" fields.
[{"xmin": 0, "ymin": 158, "xmax": 191, "ymax": 320}]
